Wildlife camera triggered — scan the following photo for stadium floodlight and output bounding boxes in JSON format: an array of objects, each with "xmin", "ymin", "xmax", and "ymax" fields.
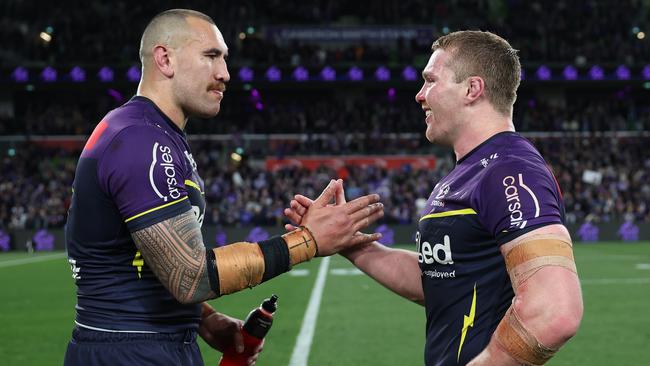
[
  {"xmin": 562, "ymin": 66, "xmax": 578, "ymax": 80},
  {"xmin": 320, "ymin": 66, "xmax": 336, "ymax": 81},
  {"xmin": 387, "ymin": 87, "xmax": 396, "ymax": 100},
  {"xmin": 643, "ymin": 65, "xmax": 650, "ymax": 79},
  {"xmin": 238, "ymin": 67, "xmax": 254, "ymax": 82},
  {"xmin": 375, "ymin": 66, "xmax": 390, "ymax": 81},
  {"xmin": 589, "ymin": 65, "xmax": 604, "ymax": 80},
  {"xmin": 70, "ymin": 66, "xmax": 86, "ymax": 82},
  {"xmin": 98, "ymin": 67, "xmax": 114, "ymax": 82},
  {"xmin": 402, "ymin": 66, "xmax": 417, "ymax": 81},
  {"xmin": 41, "ymin": 67, "xmax": 57, "ymax": 82},
  {"xmin": 265, "ymin": 66, "xmax": 281, "ymax": 81},
  {"xmin": 255, "ymin": 102, "xmax": 264, "ymax": 110},
  {"xmin": 11, "ymin": 67, "xmax": 28, "ymax": 82},
  {"xmin": 348, "ymin": 66, "xmax": 363, "ymax": 81},
  {"xmin": 126, "ymin": 66, "xmax": 141, "ymax": 82},
  {"xmin": 250, "ymin": 88, "xmax": 260, "ymax": 99},
  {"xmin": 292, "ymin": 66, "xmax": 309, "ymax": 81},
  {"xmin": 615, "ymin": 65, "xmax": 630, "ymax": 80},
  {"xmin": 536, "ymin": 65, "xmax": 551, "ymax": 80}
]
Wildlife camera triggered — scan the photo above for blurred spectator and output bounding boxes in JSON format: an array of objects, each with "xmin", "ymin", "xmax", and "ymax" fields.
[{"xmin": 1, "ymin": 135, "xmax": 648, "ymax": 229}]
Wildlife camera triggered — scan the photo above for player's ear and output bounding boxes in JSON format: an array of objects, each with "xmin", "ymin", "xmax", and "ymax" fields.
[
  {"xmin": 465, "ymin": 76, "xmax": 484, "ymax": 103},
  {"xmin": 152, "ymin": 45, "xmax": 174, "ymax": 78}
]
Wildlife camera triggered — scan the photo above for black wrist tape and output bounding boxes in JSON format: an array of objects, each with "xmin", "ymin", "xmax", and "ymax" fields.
[
  {"xmin": 205, "ymin": 248, "xmax": 221, "ymax": 295},
  {"xmin": 258, "ymin": 236, "xmax": 291, "ymax": 282}
]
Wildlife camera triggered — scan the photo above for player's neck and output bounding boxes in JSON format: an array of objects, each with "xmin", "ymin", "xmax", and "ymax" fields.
[
  {"xmin": 452, "ymin": 110, "xmax": 514, "ymax": 161},
  {"xmin": 137, "ymin": 83, "xmax": 188, "ymax": 130}
]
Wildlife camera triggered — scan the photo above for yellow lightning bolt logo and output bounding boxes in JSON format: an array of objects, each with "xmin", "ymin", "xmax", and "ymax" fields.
[
  {"xmin": 132, "ymin": 251, "xmax": 144, "ymax": 279},
  {"xmin": 457, "ymin": 283, "xmax": 477, "ymax": 362}
]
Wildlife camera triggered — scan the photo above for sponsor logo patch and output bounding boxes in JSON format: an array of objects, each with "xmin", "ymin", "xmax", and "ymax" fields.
[{"xmin": 149, "ymin": 142, "xmax": 182, "ymax": 202}]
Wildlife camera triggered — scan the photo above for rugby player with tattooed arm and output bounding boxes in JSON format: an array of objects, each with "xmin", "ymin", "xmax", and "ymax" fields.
[
  {"xmin": 63, "ymin": 9, "xmax": 383, "ymax": 366},
  {"xmin": 285, "ymin": 31, "xmax": 583, "ymax": 365}
]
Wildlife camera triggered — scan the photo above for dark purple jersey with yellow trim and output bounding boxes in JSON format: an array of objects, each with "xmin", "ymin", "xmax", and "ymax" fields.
[
  {"xmin": 417, "ymin": 132, "xmax": 565, "ymax": 365},
  {"xmin": 65, "ymin": 96, "xmax": 205, "ymax": 332}
]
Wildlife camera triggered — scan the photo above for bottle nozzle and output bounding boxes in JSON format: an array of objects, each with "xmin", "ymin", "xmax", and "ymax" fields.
[{"xmin": 262, "ymin": 294, "xmax": 278, "ymax": 313}]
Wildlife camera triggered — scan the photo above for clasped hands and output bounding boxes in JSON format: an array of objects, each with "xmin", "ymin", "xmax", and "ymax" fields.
[{"xmin": 284, "ymin": 179, "xmax": 384, "ymax": 256}]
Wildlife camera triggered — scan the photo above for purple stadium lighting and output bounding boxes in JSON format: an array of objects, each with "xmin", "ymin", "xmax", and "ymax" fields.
[
  {"xmin": 292, "ymin": 66, "xmax": 309, "ymax": 81},
  {"xmin": 402, "ymin": 66, "xmax": 417, "ymax": 81},
  {"xmin": 11, "ymin": 67, "xmax": 28, "ymax": 82},
  {"xmin": 562, "ymin": 66, "xmax": 578, "ymax": 80},
  {"xmin": 238, "ymin": 67, "xmax": 253, "ymax": 81},
  {"xmin": 375, "ymin": 66, "xmax": 390, "ymax": 81},
  {"xmin": 643, "ymin": 65, "xmax": 650, "ymax": 79},
  {"xmin": 126, "ymin": 66, "xmax": 141, "ymax": 82},
  {"xmin": 615, "ymin": 65, "xmax": 630, "ymax": 80},
  {"xmin": 255, "ymin": 102, "xmax": 264, "ymax": 111},
  {"xmin": 40, "ymin": 67, "xmax": 55, "ymax": 82},
  {"xmin": 41, "ymin": 67, "xmax": 57, "ymax": 82},
  {"xmin": 387, "ymin": 87, "xmax": 396, "ymax": 100},
  {"xmin": 348, "ymin": 66, "xmax": 363, "ymax": 81},
  {"xmin": 588, "ymin": 65, "xmax": 604, "ymax": 80},
  {"xmin": 536, "ymin": 66, "xmax": 551, "ymax": 80},
  {"xmin": 250, "ymin": 88, "xmax": 260, "ymax": 99},
  {"xmin": 265, "ymin": 66, "xmax": 281, "ymax": 81},
  {"xmin": 107, "ymin": 88, "xmax": 124, "ymax": 103},
  {"xmin": 320, "ymin": 66, "xmax": 336, "ymax": 81},
  {"xmin": 98, "ymin": 67, "xmax": 114, "ymax": 82},
  {"xmin": 70, "ymin": 66, "xmax": 86, "ymax": 82}
]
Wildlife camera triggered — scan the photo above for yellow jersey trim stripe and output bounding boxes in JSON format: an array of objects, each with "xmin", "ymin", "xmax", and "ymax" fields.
[
  {"xmin": 125, "ymin": 196, "xmax": 189, "ymax": 223},
  {"xmin": 419, "ymin": 208, "xmax": 477, "ymax": 221},
  {"xmin": 184, "ymin": 179, "xmax": 203, "ymax": 193}
]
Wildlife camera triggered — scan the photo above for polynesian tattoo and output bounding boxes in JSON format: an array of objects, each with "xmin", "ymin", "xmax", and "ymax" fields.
[{"xmin": 132, "ymin": 209, "xmax": 215, "ymax": 304}]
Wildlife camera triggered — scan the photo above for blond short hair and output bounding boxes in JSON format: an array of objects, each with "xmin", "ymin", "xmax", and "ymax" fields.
[{"xmin": 432, "ymin": 31, "xmax": 521, "ymax": 116}]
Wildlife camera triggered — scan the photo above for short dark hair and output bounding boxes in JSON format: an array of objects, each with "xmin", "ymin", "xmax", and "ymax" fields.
[
  {"xmin": 432, "ymin": 31, "xmax": 521, "ymax": 116},
  {"xmin": 139, "ymin": 9, "xmax": 216, "ymax": 62}
]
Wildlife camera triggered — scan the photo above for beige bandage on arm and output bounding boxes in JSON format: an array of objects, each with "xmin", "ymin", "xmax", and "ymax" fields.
[
  {"xmin": 494, "ymin": 306, "xmax": 558, "ymax": 365},
  {"xmin": 213, "ymin": 242, "xmax": 265, "ymax": 295},
  {"xmin": 281, "ymin": 226, "xmax": 318, "ymax": 266},
  {"xmin": 504, "ymin": 234, "xmax": 577, "ymax": 291},
  {"xmin": 211, "ymin": 227, "xmax": 318, "ymax": 295},
  {"xmin": 493, "ymin": 234, "xmax": 577, "ymax": 364}
]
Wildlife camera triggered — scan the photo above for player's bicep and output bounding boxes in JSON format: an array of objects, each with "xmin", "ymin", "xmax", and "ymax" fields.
[
  {"xmin": 131, "ymin": 209, "xmax": 215, "ymax": 304},
  {"xmin": 500, "ymin": 224, "xmax": 578, "ymax": 292}
]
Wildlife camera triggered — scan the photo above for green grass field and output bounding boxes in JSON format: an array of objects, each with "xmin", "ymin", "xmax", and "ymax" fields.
[{"xmin": 1, "ymin": 242, "xmax": 649, "ymax": 365}]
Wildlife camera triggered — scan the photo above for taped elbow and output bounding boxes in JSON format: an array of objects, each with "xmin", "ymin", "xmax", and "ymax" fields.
[{"xmin": 548, "ymin": 303, "xmax": 583, "ymax": 342}]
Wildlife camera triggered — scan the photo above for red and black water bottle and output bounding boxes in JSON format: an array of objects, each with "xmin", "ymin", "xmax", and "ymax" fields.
[{"xmin": 219, "ymin": 294, "xmax": 278, "ymax": 366}]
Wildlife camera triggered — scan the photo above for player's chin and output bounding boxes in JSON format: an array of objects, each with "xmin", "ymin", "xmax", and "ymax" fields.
[{"xmin": 195, "ymin": 103, "xmax": 221, "ymax": 118}]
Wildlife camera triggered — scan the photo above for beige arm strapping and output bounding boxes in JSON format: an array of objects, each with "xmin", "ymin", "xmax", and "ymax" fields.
[
  {"xmin": 504, "ymin": 234, "xmax": 577, "ymax": 291},
  {"xmin": 212, "ymin": 227, "xmax": 317, "ymax": 295},
  {"xmin": 493, "ymin": 234, "xmax": 578, "ymax": 364}
]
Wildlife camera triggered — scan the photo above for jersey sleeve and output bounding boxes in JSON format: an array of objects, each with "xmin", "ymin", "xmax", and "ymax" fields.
[
  {"xmin": 98, "ymin": 125, "xmax": 192, "ymax": 232},
  {"xmin": 471, "ymin": 157, "xmax": 564, "ymax": 245}
]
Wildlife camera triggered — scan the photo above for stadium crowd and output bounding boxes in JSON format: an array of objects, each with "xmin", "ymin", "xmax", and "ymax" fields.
[
  {"xmin": 2, "ymin": 0, "xmax": 649, "ymax": 67},
  {"xmin": 5, "ymin": 92, "xmax": 650, "ymax": 137},
  {"xmin": 1, "ymin": 134, "xmax": 648, "ymax": 231}
]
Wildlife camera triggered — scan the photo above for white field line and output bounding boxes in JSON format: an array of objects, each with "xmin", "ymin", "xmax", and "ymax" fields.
[
  {"xmin": 581, "ymin": 278, "xmax": 650, "ymax": 285},
  {"xmin": 288, "ymin": 257, "xmax": 331, "ymax": 366},
  {"xmin": 0, "ymin": 252, "xmax": 67, "ymax": 268}
]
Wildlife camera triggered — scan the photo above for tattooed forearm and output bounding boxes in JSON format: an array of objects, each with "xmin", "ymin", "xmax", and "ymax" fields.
[{"xmin": 132, "ymin": 209, "xmax": 216, "ymax": 304}]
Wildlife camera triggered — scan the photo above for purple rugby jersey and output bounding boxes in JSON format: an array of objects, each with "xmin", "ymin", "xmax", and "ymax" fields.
[
  {"xmin": 65, "ymin": 96, "xmax": 205, "ymax": 332},
  {"xmin": 416, "ymin": 132, "xmax": 565, "ymax": 365}
]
